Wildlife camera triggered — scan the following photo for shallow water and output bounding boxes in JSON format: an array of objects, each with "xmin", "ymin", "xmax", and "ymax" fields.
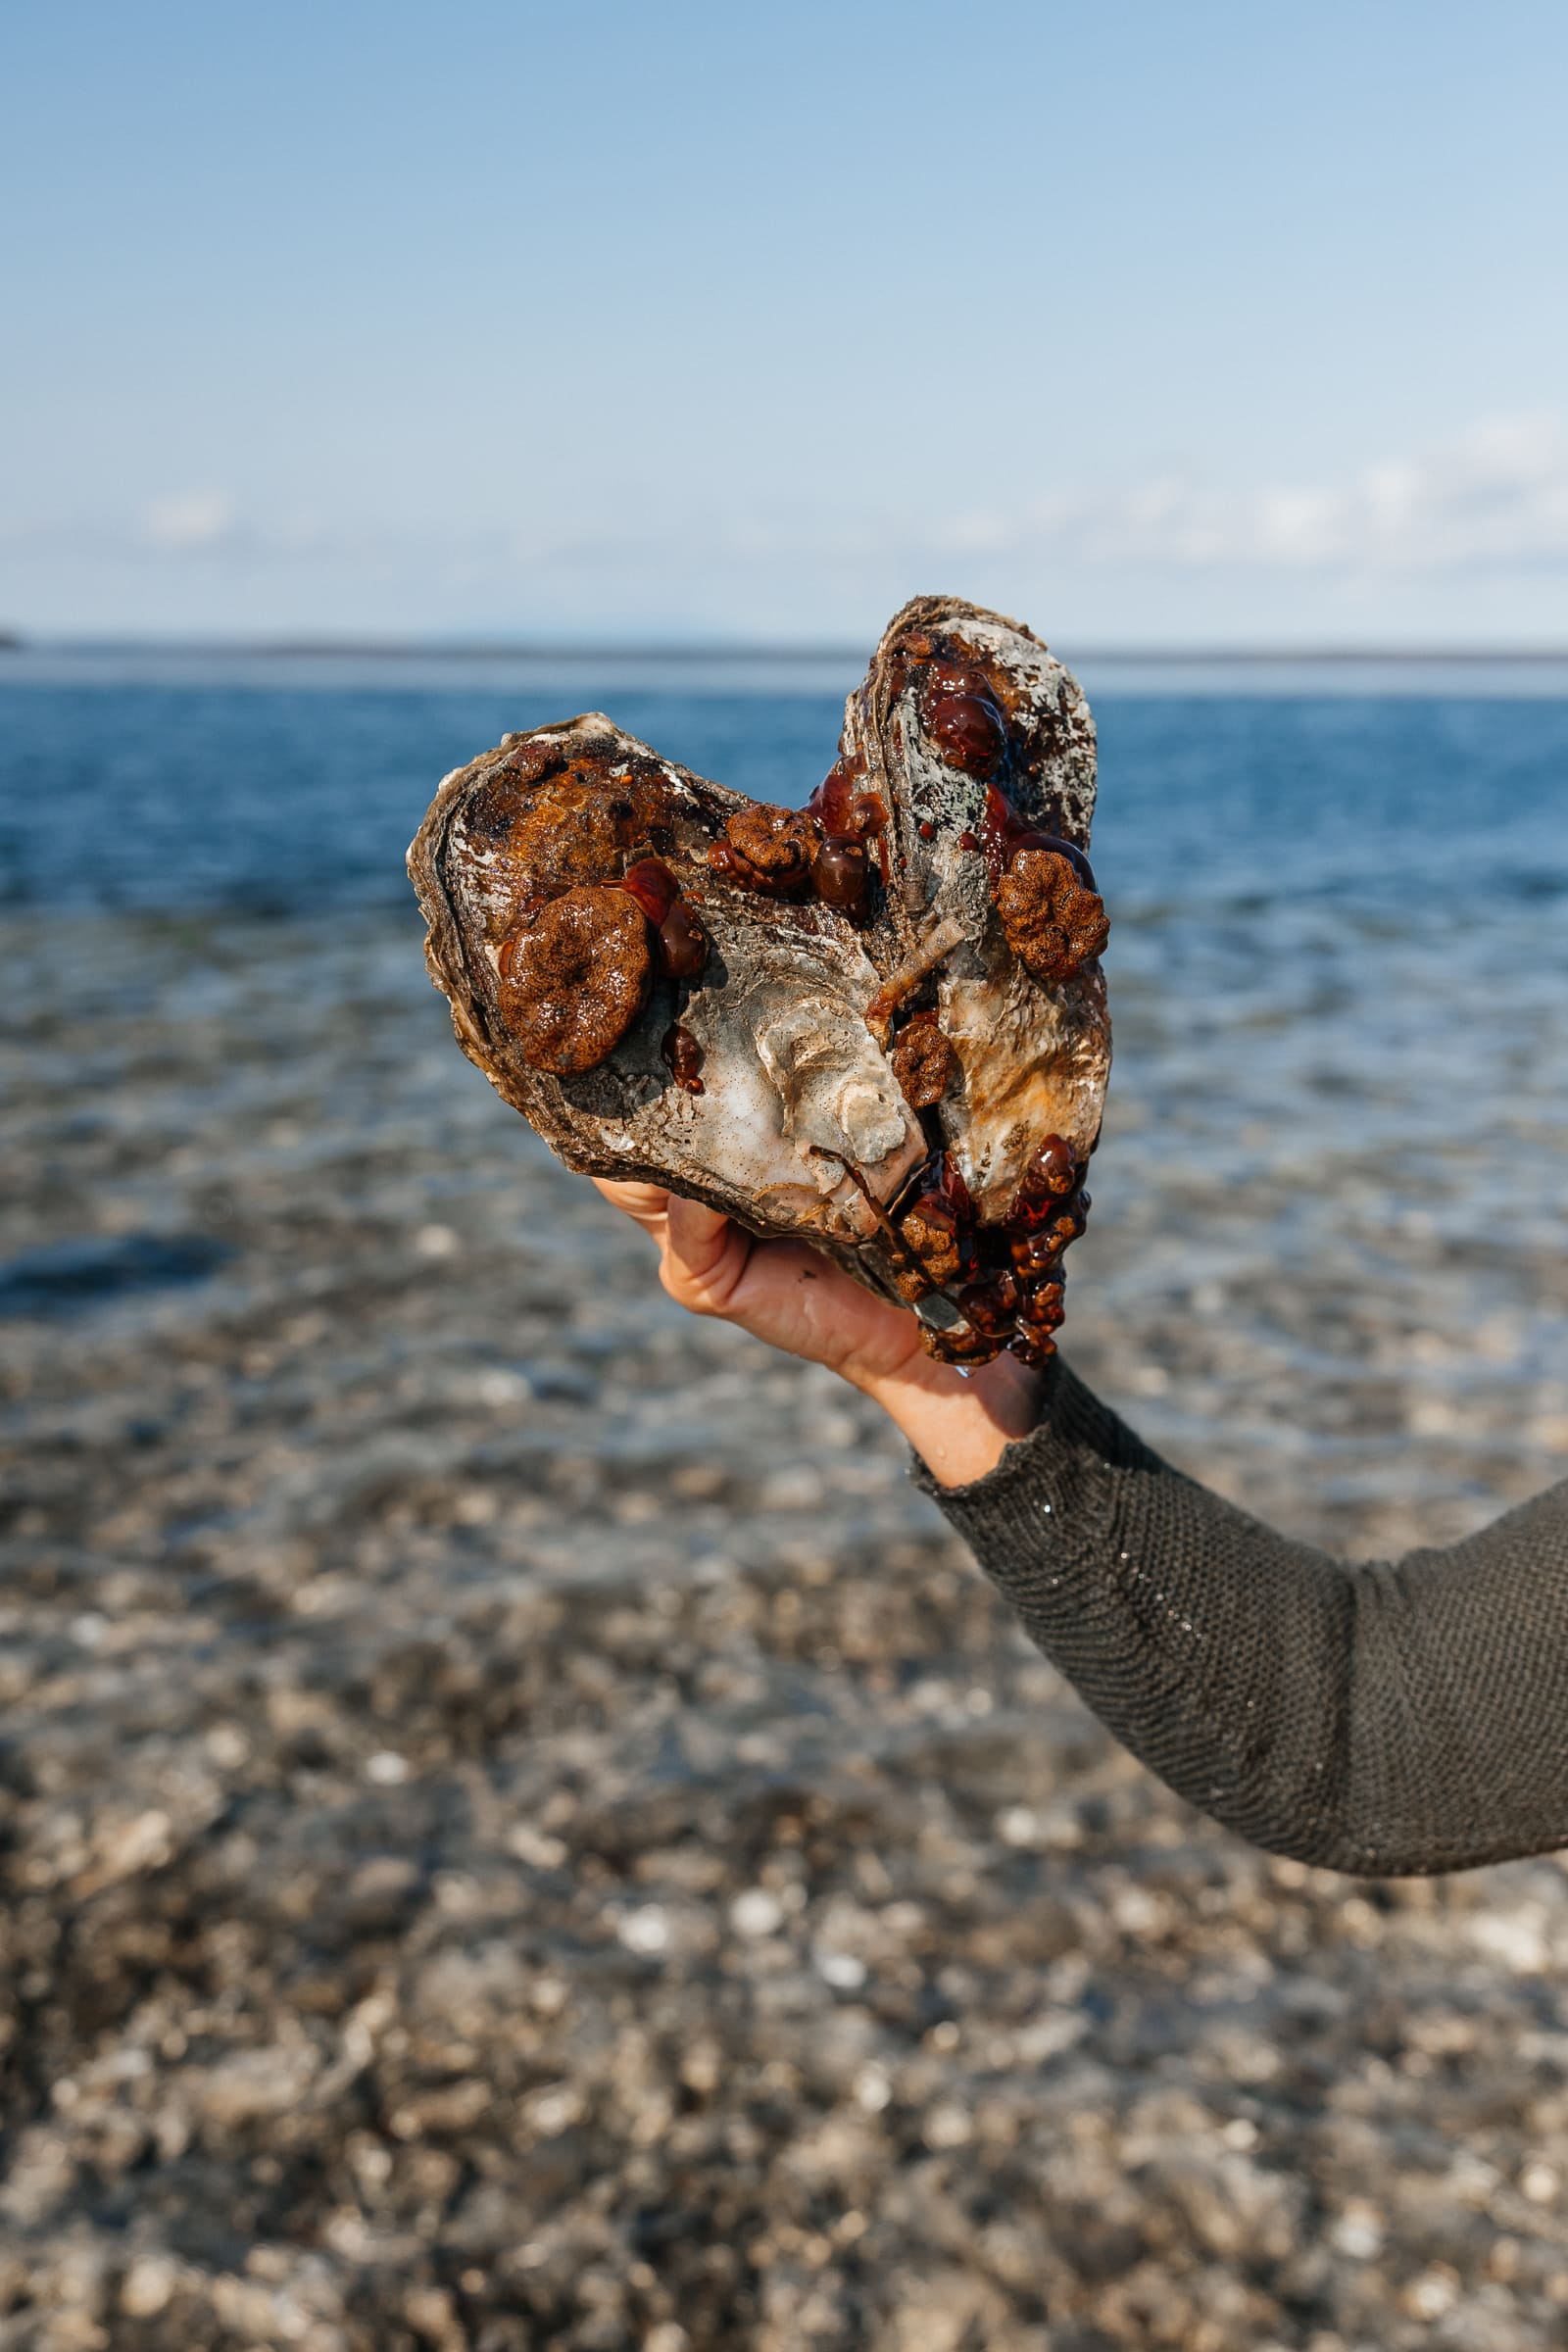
[
  {"xmin": 4, "ymin": 653, "xmax": 1565, "ymax": 1518},
  {"xmin": 4, "ymin": 658, "xmax": 1568, "ymax": 2343}
]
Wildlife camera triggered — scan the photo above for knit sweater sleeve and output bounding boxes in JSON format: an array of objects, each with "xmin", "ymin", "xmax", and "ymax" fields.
[{"xmin": 915, "ymin": 1359, "xmax": 1568, "ymax": 1875}]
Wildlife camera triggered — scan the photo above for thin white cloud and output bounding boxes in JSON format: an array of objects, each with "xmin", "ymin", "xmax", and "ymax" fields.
[
  {"xmin": 143, "ymin": 492, "xmax": 238, "ymax": 551},
  {"xmin": 938, "ymin": 415, "xmax": 1568, "ymax": 575},
  {"xmin": 10, "ymin": 416, "xmax": 1567, "ymax": 612}
]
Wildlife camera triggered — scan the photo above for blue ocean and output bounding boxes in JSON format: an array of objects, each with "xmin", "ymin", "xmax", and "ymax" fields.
[
  {"xmin": 3, "ymin": 645, "xmax": 1566, "ymax": 1538},
  {"xmin": 6, "ymin": 644, "xmax": 1568, "ymax": 2335},
  {"xmin": 5, "ymin": 647, "xmax": 1567, "ymax": 922}
]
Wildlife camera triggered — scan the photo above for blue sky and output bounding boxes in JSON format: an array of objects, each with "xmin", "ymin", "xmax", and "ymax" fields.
[{"xmin": 5, "ymin": 0, "xmax": 1566, "ymax": 644}]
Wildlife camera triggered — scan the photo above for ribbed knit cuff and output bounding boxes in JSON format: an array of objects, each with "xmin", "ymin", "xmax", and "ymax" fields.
[{"xmin": 911, "ymin": 1354, "xmax": 1159, "ymax": 1497}]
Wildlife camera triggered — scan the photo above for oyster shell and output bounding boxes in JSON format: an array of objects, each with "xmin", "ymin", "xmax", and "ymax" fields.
[{"xmin": 408, "ymin": 595, "xmax": 1111, "ymax": 1366}]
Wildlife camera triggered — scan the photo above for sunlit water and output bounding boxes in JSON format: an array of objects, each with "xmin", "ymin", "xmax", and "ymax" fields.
[{"xmin": 4, "ymin": 649, "xmax": 1566, "ymax": 1533}]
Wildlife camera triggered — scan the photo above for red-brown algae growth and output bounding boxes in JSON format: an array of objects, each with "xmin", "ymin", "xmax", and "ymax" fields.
[
  {"xmin": 822, "ymin": 626, "xmax": 1109, "ymax": 1367},
  {"xmin": 982, "ymin": 785, "xmax": 1098, "ymax": 890},
  {"xmin": 616, "ymin": 857, "xmax": 710, "ymax": 980},
  {"xmin": 474, "ymin": 752, "xmax": 679, "ymax": 921},
  {"xmin": 898, "ymin": 1155, "xmax": 978, "ymax": 1294},
  {"xmin": 1011, "ymin": 1133, "xmax": 1080, "ymax": 1210},
  {"xmin": 806, "ymin": 758, "xmax": 890, "ymax": 890},
  {"xmin": 997, "ymin": 849, "xmax": 1109, "ymax": 986},
  {"xmin": 889, "ymin": 1013, "xmax": 958, "ymax": 1111},
  {"xmin": 920, "ymin": 664, "xmax": 1010, "ymax": 780},
  {"xmin": 661, "ymin": 1022, "xmax": 705, "ymax": 1094},
  {"xmin": 810, "ymin": 835, "xmax": 870, "ymax": 913},
  {"xmin": 709, "ymin": 806, "xmax": 821, "ymax": 895},
  {"xmin": 902, "ymin": 628, "xmax": 1107, "ymax": 966},
  {"xmin": 895, "ymin": 1134, "xmax": 1092, "ymax": 1369},
  {"xmin": 706, "ymin": 779, "xmax": 887, "ymax": 917},
  {"xmin": 499, "ymin": 886, "xmax": 653, "ymax": 1076},
  {"xmin": 474, "ymin": 753, "xmax": 719, "ymax": 1077},
  {"xmin": 618, "ymin": 855, "xmax": 681, "ymax": 925}
]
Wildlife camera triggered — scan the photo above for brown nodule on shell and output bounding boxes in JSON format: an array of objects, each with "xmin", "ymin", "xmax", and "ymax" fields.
[
  {"xmin": 499, "ymin": 885, "xmax": 652, "ymax": 1075},
  {"xmin": 1011, "ymin": 1133, "xmax": 1078, "ymax": 1210},
  {"xmin": 469, "ymin": 765, "xmax": 672, "ymax": 918},
  {"xmin": 1017, "ymin": 1278, "xmax": 1066, "ymax": 1331},
  {"xmin": 810, "ymin": 836, "xmax": 870, "ymax": 912},
  {"xmin": 922, "ymin": 671, "xmax": 1009, "ymax": 778},
  {"xmin": 656, "ymin": 899, "xmax": 709, "ymax": 980},
  {"xmin": 1010, "ymin": 1329, "xmax": 1058, "ymax": 1368},
  {"xmin": 1009, "ymin": 1229, "xmax": 1064, "ymax": 1277},
  {"xmin": 899, "ymin": 1207, "xmax": 964, "ymax": 1289},
  {"xmin": 889, "ymin": 1014, "xmax": 958, "ymax": 1110},
  {"xmin": 714, "ymin": 805, "xmax": 820, "ymax": 892},
  {"xmin": 919, "ymin": 1320, "xmax": 1004, "ymax": 1367},
  {"xmin": 958, "ymin": 1272, "xmax": 1019, "ymax": 1338},
  {"xmin": 619, "ymin": 855, "xmax": 681, "ymax": 925},
  {"xmin": 661, "ymin": 1021, "xmax": 705, "ymax": 1093},
  {"xmin": 996, "ymin": 847, "xmax": 1109, "ymax": 985}
]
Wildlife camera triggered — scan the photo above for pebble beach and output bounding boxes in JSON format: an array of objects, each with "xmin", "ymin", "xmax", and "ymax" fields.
[{"xmin": 4, "ymin": 661, "xmax": 1568, "ymax": 2348}]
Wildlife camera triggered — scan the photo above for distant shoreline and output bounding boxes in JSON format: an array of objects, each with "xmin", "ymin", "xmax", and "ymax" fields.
[{"xmin": 5, "ymin": 635, "xmax": 1568, "ymax": 665}]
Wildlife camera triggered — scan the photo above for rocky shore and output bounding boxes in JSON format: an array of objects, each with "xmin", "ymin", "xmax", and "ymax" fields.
[{"xmin": 3, "ymin": 904, "xmax": 1567, "ymax": 2351}]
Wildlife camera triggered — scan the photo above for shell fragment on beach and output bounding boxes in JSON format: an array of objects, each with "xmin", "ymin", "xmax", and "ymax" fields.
[{"xmin": 408, "ymin": 596, "xmax": 1111, "ymax": 1366}]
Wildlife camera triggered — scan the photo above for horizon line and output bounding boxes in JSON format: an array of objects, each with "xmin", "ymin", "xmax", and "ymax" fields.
[{"xmin": 6, "ymin": 632, "xmax": 1568, "ymax": 665}]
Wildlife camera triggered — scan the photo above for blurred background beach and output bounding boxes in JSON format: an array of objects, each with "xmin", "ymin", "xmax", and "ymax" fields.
[{"xmin": 4, "ymin": 4, "xmax": 1568, "ymax": 2348}]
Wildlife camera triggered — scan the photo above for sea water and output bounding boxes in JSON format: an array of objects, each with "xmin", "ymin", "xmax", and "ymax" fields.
[{"xmin": 3, "ymin": 648, "xmax": 1566, "ymax": 1533}]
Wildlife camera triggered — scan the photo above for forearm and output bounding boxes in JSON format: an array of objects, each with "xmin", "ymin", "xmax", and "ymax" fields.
[{"xmin": 904, "ymin": 1356, "xmax": 1568, "ymax": 1876}]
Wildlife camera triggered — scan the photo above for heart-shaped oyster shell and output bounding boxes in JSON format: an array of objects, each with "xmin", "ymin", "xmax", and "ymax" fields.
[{"xmin": 408, "ymin": 595, "xmax": 1110, "ymax": 1367}]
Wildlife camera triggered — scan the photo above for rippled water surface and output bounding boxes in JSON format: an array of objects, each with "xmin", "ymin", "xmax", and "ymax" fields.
[
  {"xmin": 4, "ymin": 650, "xmax": 1566, "ymax": 1523},
  {"xmin": 5, "ymin": 652, "xmax": 1568, "ymax": 2338}
]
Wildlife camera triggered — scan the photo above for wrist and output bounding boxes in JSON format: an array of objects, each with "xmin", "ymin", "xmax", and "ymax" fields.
[{"xmin": 853, "ymin": 1344, "xmax": 1047, "ymax": 1490}]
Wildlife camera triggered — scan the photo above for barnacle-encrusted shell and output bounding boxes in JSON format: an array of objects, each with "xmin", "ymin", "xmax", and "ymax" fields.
[{"xmin": 409, "ymin": 595, "xmax": 1113, "ymax": 1361}]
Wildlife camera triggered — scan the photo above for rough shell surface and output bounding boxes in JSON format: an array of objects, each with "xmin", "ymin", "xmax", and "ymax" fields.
[{"xmin": 409, "ymin": 595, "xmax": 1112, "ymax": 1363}]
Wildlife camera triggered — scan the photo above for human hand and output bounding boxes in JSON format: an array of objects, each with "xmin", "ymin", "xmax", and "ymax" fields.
[{"xmin": 592, "ymin": 1179, "xmax": 1045, "ymax": 1488}]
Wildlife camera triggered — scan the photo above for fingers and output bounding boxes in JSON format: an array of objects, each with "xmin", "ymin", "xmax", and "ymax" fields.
[
  {"xmin": 591, "ymin": 1177, "xmax": 670, "ymax": 1235},
  {"xmin": 660, "ymin": 1194, "xmax": 752, "ymax": 1317},
  {"xmin": 592, "ymin": 1175, "xmax": 749, "ymax": 1317}
]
